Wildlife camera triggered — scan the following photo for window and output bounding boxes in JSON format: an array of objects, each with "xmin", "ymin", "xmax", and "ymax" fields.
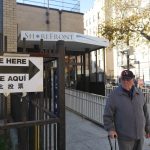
[
  {"xmin": 97, "ymin": 12, "xmax": 100, "ymax": 20},
  {"xmin": 99, "ymin": 60, "xmax": 101, "ymax": 67},
  {"xmin": 86, "ymin": 20, "xmax": 88, "ymax": 26},
  {"xmin": 93, "ymin": 15, "xmax": 95, "ymax": 22}
]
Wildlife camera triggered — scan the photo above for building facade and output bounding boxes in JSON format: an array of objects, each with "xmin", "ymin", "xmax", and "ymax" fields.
[
  {"xmin": 16, "ymin": 3, "xmax": 84, "ymax": 34},
  {"xmin": 113, "ymin": 0, "xmax": 150, "ymax": 82},
  {"xmin": 3, "ymin": 0, "xmax": 17, "ymax": 52},
  {"xmin": 84, "ymin": 0, "xmax": 150, "ymax": 83},
  {"xmin": 84, "ymin": 0, "xmax": 114, "ymax": 82},
  {"xmin": 1, "ymin": 0, "xmax": 83, "ymax": 53}
]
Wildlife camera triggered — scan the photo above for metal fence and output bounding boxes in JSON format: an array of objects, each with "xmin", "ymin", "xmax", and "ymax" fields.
[
  {"xmin": 105, "ymin": 86, "xmax": 118, "ymax": 97},
  {"xmin": 65, "ymin": 88, "xmax": 106, "ymax": 125},
  {"xmin": 105, "ymin": 86, "xmax": 150, "ymax": 103},
  {"xmin": 65, "ymin": 87, "xmax": 150, "ymax": 126},
  {"xmin": 141, "ymin": 88, "xmax": 150, "ymax": 103}
]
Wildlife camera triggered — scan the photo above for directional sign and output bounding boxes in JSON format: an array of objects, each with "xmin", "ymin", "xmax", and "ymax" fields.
[{"xmin": 0, "ymin": 55, "xmax": 43, "ymax": 94}]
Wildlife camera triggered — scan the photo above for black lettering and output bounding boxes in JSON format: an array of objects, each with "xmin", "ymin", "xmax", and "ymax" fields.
[
  {"xmin": 0, "ymin": 76, "xmax": 5, "ymax": 81},
  {"xmin": 62, "ymin": 35, "xmax": 68, "ymax": 40},
  {"xmin": 8, "ymin": 84, "xmax": 14, "ymax": 89},
  {"xmin": 61, "ymin": 35, "xmax": 65, "ymax": 40},
  {"xmin": 6, "ymin": 58, "xmax": 12, "ymax": 64},
  {"xmin": 60, "ymin": 34, "xmax": 71, "ymax": 40},
  {"xmin": 25, "ymin": 33, "xmax": 28, "ymax": 38},
  {"xmin": 29, "ymin": 33, "xmax": 34, "ymax": 39},
  {"xmin": 49, "ymin": 33, "xmax": 53, "ymax": 39},
  {"xmin": 6, "ymin": 58, "xmax": 27, "ymax": 64},
  {"xmin": 16, "ymin": 59, "xmax": 21, "ymax": 64},
  {"xmin": 70, "ymin": 35, "xmax": 73, "ymax": 39},
  {"xmin": 54, "ymin": 34, "xmax": 59, "ymax": 39},
  {"xmin": 8, "ymin": 76, "xmax": 13, "ymax": 81},
  {"xmin": 25, "ymin": 33, "xmax": 34, "ymax": 39},
  {"xmin": 19, "ymin": 75, "xmax": 26, "ymax": 81},
  {"xmin": 8, "ymin": 75, "xmax": 26, "ymax": 81},
  {"xmin": 16, "ymin": 59, "xmax": 26, "ymax": 64},
  {"xmin": 12, "ymin": 59, "xmax": 16, "ymax": 64},
  {"xmin": 0, "ymin": 57, "xmax": 3, "ymax": 63},
  {"xmin": 22, "ymin": 59, "xmax": 26, "ymax": 64},
  {"xmin": 41, "ymin": 34, "xmax": 47, "ymax": 39},
  {"xmin": 18, "ymin": 83, "xmax": 23, "ymax": 89},
  {"xmin": 13, "ymin": 76, "xmax": 18, "ymax": 81}
]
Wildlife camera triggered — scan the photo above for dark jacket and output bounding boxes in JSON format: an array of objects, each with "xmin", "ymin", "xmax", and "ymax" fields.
[{"xmin": 103, "ymin": 86, "xmax": 150, "ymax": 140}]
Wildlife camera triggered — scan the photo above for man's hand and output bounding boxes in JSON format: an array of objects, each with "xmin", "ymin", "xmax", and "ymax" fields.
[
  {"xmin": 108, "ymin": 130, "xmax": 118, "ymax": 139},
  {"xmin": 145, "ymin": 133, "xmax": 150, "ymax": 138}
]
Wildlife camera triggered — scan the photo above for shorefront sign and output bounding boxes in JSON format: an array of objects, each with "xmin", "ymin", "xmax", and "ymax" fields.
[
  {"xmin": 20, "ymin": 31, "xmax": 109, "ymax": 47},
  {"xmin": 0, "ymin": 55, "xmax": 43, "ymax": 94},
  {"xmin": 21, "ymin": 31, "xmax": 74, "ymax": 41}
]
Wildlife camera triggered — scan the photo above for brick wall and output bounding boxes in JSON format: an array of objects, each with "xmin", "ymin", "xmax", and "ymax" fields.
[
  {"xmin": 3, "ymin": 0, "xmax": 17, "ymax": 52},
  {"xmin": 61, "ymin": 11, "xmax": 83, "ymax": 33},
  {"xmin": 16, "ymin": 4, "xmax": 84, "ymax": 34},
  {"xmin": 2, "ymin": 0, "xmax": 17, "ymax": 116}
]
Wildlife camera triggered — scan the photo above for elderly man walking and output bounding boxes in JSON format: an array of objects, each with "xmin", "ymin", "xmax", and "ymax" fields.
[{"xmin": 103, "ymin": 70, "xmax": 150, "ymax": 150}]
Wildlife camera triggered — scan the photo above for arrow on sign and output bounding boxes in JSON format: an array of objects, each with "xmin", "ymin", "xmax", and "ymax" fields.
[{"xmin": 0, "ymin": 60, "xmax": 40, "ymax": 80}]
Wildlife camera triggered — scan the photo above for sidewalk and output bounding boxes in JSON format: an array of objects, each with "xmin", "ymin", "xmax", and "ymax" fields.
[{"xmin": 66, "ymin": 110, "xmax": 150, "ymax": 150}]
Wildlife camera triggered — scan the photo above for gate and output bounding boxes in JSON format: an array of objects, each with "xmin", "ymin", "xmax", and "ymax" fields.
[{"xmin": 0, "ymin": 40, "xmax": 65, "ymax": 150}]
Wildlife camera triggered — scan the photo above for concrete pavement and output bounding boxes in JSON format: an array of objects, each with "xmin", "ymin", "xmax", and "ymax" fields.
[{"xmin": 66, "ymin": 110, "xmax": 150, "ymax": 150}]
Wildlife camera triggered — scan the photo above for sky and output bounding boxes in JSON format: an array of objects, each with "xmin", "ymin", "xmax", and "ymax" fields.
[
  {"xmin": 17, "ymin": 0, "xmax": 95, "ymax": 13},
  {"xmin": 80, "ymin": 0, "xmax": 94, "ymax": 13}
]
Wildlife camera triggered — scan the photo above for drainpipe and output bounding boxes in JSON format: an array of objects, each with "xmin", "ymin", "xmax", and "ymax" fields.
[
  {"xmin": 45, "ymin": 0, "xmax": 50, "ymax": 31},
  {"xmin": 59, "ymin": 10, "xmax": 62, "ymax": 32},
  {"xmin": 127, "ymin": 35, "xmax": 130, "ymax": 70}
]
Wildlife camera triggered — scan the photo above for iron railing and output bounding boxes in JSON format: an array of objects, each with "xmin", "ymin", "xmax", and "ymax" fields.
[
  {"xmin": 105, "ymin": 86, "xmax": 150, "ymax": 103},
  {"xmin": 65, "ymin": 88, "xmax": 106, "ymax": 125},
  {"xmin": 65, "ymin": 87, "xmax": 150, "ymax": 126}
]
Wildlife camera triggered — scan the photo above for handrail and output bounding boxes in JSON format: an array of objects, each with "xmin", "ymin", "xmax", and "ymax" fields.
[
  {"xmin": 65, "ymin": 87, "xmax": 150, "ymax": 126},
  {"xmin": 105, "ymin": 86, "xmax": 150, "ymax": 103},
  {"xmin": 65, "ymin": 88, "xmax": 107, "ymax": 125}
]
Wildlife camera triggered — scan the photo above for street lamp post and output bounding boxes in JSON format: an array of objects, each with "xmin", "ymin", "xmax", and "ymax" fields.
[
  {"xmin": 120, "ymin": 46, "xmax": 133, "ymax": 70},
  {"xmin": 127, "ymin": 52, "xmax": 130, "ymax": 70},
  {"xmin": 134, "ymin": 60, "xmax": 140, "ymax": 78},
  {"xmin": 138, "ymin": 61, "xmax": 140, "ymax": 78}
]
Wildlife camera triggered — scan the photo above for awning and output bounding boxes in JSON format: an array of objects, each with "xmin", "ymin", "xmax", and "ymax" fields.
[{"xmin": 18, "ymin": 31, "xmax": 109, "ymax": 53}]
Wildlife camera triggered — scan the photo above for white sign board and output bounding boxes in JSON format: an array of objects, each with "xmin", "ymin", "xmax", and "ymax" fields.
[
  {"xmin": 20, "ymin": 31, "xmax": 109, "ymax": 47},
  {"xmin": 0, "ymin": 55, "xmax": 43, "ymax": 94}
]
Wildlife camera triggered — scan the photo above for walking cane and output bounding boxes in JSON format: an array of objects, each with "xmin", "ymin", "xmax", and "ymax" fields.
[{"xmin": 108, "ymin": 135, "xmax": 117, "ymax": 150}]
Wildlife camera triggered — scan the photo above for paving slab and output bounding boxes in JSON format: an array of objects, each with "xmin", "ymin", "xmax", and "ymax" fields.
[{"xmin": 66, "ymin": 110, "xmax": 150, "ymax": 150}]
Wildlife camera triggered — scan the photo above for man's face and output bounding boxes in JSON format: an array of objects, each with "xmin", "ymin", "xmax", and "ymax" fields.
[{"xmin": 121, "ymin": 78, "xmax": 134, "ymax": 91}]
